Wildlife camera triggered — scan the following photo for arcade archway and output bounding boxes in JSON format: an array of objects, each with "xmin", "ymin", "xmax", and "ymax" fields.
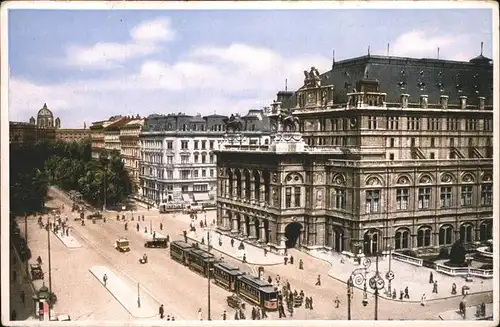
[{"xmin": 285, "ymin": 223, "xmax": 303, "ymax": 248}]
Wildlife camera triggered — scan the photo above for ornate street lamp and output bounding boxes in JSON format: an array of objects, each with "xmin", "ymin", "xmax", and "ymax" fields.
[{"xmin": 347, "ymin": 255, "xmax": 386, "ymax": 320}]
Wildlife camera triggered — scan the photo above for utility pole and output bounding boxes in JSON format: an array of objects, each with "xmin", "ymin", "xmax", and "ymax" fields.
[
  {"xmin": 347, "ymin": 277, "xmax": 352, "ymax": 320},
  {"xmin": 137, "ymin": 283, "xmax": 141, "ymax": 308},
  {"xmin": 207, "ymin": 230, "xmax": 211, "ymax": 320},
  {"xmin": 47, "ymin": 217, "xmax": 53, "ymax": 321}
]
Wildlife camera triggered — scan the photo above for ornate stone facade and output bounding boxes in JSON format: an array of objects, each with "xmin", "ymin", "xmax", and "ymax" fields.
[{"xmin": 216, "ymin": 55, "xmax": 493, "ymax": 257}]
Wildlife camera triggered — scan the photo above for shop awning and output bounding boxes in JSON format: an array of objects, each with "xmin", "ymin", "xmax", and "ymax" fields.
[
  {"xmin": 182, "ymin": 193, "xmax": 191, "ymax": 202},
  {"xmin": 193, "ymin": 193, "xmax": 210, "ymax": 202}
]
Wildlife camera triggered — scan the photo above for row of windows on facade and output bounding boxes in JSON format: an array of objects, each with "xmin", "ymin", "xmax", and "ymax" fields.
[
  {"xmin": 370, "ymin": 222, "xmax": 492, "ymax": 251},
  {"xmin": 141, "ymin": 153, "xmax": 216, "ymax": 165},
  {"xmin": 309, "ymin": 117, "xmax": 493, "ymax": 132},
  {"xmin": 141, "ymin": 139, "xmax": 217, "ymax": 150},
  {"xmin": 280, "ymin": 184, "xmax": 492, "ymax": 210},
  {"xmin": 152, "ymin": 123, "xmax": 226, "ymax": 132},
  {"xmin": 141, "ymin": 180, "xmax": 209, "ymax": 193},
  {"xmin": 143, "ymin": 167, "xmax": 215, "ymax": 179},
  {"xmin": 388, "ymin": 137, "xmax": 491, "ymax": 148}
]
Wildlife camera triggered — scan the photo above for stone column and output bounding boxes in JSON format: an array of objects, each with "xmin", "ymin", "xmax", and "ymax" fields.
[
  {"xmin": 249, "ymin": 218, "xmax": 257, "ymax": 239},
  {"xmin": 232, "ymin": 176, "xmax": 238, "ymax": 198},
  {"xmin": 240, "ymin": 216, "xmax": 247, "ymax": 237},
  {"xmin": 259, "ymin": 177, "xmax": 265, "ymax": 203},
  {"xmin": 259, "ymin": 219, "xmax": 267, "ymax": 243},
  {"xmin": 241, "ymin": 176, "xmax": 246, "ymax": 200},
  {"xmin": 250, "ymin": 177, "xmax": 256, "ymax": 202},
  {"xmin": 224, "ymin": 214, "xmax": 230, "ymax": 230},
  {"xmin": 231, "ymin": 214, "xmax": 238, "ymax": 234}
]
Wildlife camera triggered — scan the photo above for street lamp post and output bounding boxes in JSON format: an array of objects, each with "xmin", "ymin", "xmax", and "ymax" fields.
[
  {"xmin": 25, "ymin": 213, "xmax": 29, "ymax": 277},
  {"xmin": 387, "ymin": 245, "xmax": 393, "ymax": 297},
  {"xmin": 46, "ymin": 216, "xmax": 53, "ymax": 321},
  {"xmin": 207, "ymin": 230, "xmax": 212, "ymax": 320},
  {"xmin": 347, "ymin": 254, "xmax": 386, "ymax": 320}
]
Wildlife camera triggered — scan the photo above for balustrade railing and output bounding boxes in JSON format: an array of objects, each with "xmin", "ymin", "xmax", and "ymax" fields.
[{"xmin": 391, "ymin": 252, "xmax": 423, "ymax": 266}]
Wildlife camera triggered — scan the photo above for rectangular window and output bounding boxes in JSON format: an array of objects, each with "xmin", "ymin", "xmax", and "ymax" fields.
[
  {"xmin": 428, "ymin": 117, "xmax": 440, "ymax": 131},
  {"xmin": 450, "ymin": 138, "xmax": 455, "ymax": 147},
  {"xmin": 430, "ymin": 137, "xmax": 435, "ymax": 147},
  {"xmin": 210, "ymin": 169, "xmax": 214, "ymax": 177},
  {"xmin": 181, "ymin": 185, "xmax": 189, "ymax": 192},
  {"xmin": 193, "ymin": 184, "xmax": 208, "ymax": 192},
  {"xmin": 181, "ymin": 155, "xmax": 189, "ymax": 164},
  {"xmin": 481, "ymin": 184, "xmax": 492, "ymax": 205},
  {"xmin": 387, "ymin": 117, "xmax": 399, "ymax": 130},
  {"xmin": 181, "ymin": 170, "xmax": 190, "ymax": 179},
  {"xmin": 167, "ymin": 170, "xmax": 173, "ymax": 179},
  {"xmin": 461, "ymin": 185, "xmax": 473, "ymax": 207},
  {"xmin": 209, "ymin": 140, "xmax": 215, "ymax": 149},
  {"xmin": 396, "ymin": 188, "xmax": 409, "ymax": 210},
  {"xmin": 368, "ymin": 116, "xmax": 377, "ymax": 130},
  {"xmin": 484, "ymin": 119, "xmax": 492, "ymax": 131},
  {"xmin": 194, "ymin": 140, "xmax": 199, "ymax": 150},
  {"xmin": 440, "ymin": 187, "xmax": 453, "ymax": 208},
  {"xmin": 365, "ymin": 190, "xmax": 380, "ymax": 213},
  {"xmin": 334, "ymin": 188, "xmax": 345, "ymax": 209},
  {"xmin": 202, "ymin": 140, "xmax": 207, "ymax": 150},
  {"xmin": 389, "ymin": 153, "xmax": 394, "ymax": 160},
  {"xmin": 209, "ymin": 154, "xmax": 214, "ymax": 163},
  {"xmin": 294, "ymin": 187, "xmax": 301, "ymax": 207},
  {"xmin": 202, "ymin": 169, "xmax": 206, "ymax": 177},
  {"xmin": 430, "ymin": 152, "xmax": 435, "ymax": 159},
  {"xmin": 390, "ymin": 138, "xmax": 395, "ymax": 148},
  {"xmin": 167, "ymin": 156, "xmax": 173, "ymax": 164},
  {"xmin": 181, "ymin": 140, "xmax": 189, "ymax": 150},
  {"xmin": 418, "ymin": 187, "xmax": 431, "ymax": 209},
  {"xmin": 466, "ymin": 119, "xmax": 478, "ymax": 131},
  {"xmin": 407, "ymin": 117, "xmax": 421, "ymax": 130},
  {"xmin": 201, "ymin": 154, "xmax": 206, "ymax": 164},
  {"xmin": 194, "ymin": 154, "xmax": 199, "ymax": 163},
  {"xmin": 167, "ymin": 141, "xmax": 173, "ymax": 150},
  {"xmin": 285, "ymin": 187, "xmax": 292, "ymax": 208},
  {"xmin": 193, "ymin": 170, "xmax": 199, "ymax": 178}
]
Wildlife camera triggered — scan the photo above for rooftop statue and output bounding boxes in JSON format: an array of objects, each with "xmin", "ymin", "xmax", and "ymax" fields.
[{"xmin": 304, "ymin": 66, "xmax": 321, "ymax": 88}]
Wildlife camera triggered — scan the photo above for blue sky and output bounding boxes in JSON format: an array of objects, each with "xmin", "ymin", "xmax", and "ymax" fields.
[{"xmin": 7, "ymin": 6, "xmax": 494, "ymax": 128}]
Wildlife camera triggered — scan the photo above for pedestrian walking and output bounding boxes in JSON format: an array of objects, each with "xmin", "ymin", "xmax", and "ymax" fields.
[
  {"xmin": 145, "ymin": 227, "xmax": 148, "ymax": 233},
  {"xmin": 66, "ymin": 228, "xmax": 69, "ymax": 236},
  {"xmin": 201, "ymin": 237, "xmax": 205, "ymax": 245},
  {"xmin": 420, "ymin": 293, "xmax": 426, "ymax": 306},
  {"xmin": 392, "ymin": 289, "xmax": 396, "ymax": 299},
  {"xmin": 222, "ymin": 310, "xmax": 227, "ymax": 320},
  {"xmin": 243, "ymin": 253, "xmax": 247, "ymax": 263},
  {"xmin": 429, "ymin": 271, "xmax": 434, "ymax": 284},
  {"xmin": 290, "ymin": 255, "xmax": 294, "ymax": 265},
  {"xmin": 159, "ymin": 304, "xmax": 164, "ymax": 319},
  {"xmin": 404, "ymin": 286, "xmax": 409, "ymax": 299},
  {"xmin": 37, "ymin": 256, "xmax": 42, "ymax": 265},
  {"xmin": 234, "ymin": 310, "xmax": 239, "ymax": 320},
  {"xmin": 264, "ymin": 248, "xmax": 268, "ymax": 257},
  {"xmin": 268, "ymin": 276, "xmax": 272, "ymax": 284},
  {"xmin": 299, "ymin": 259, "xmax": 304, "ymax": 270},
  {"xmin": 166, "ymin": 234, "xmax": 170, "ymax": 243},
  {"xmin": 20, "ymin": 290, "xmax": 25, "ymax": 305},
  {"xmin": 432, "ymin": 281, "xmax": 438, "ymax": 294},
  {"xmin": 309, "ymin": 297, "xmax": 314, "ymax": 310},
  {"xmin": 198, "ymin": 308, "xmax": 203, "ymax": 320},
  {"xmin": 219, "ymin": 236, "xmax": 222, "ymax": 246},
  {"xmin": 153, "ymin": 231, "xmax": 156, "ymax": 239},
  {"xmin": 334, "ymin": 296, "xmax": 340, "ymax": 308},
  {"xmin": 481, "ymin": 302, "xmax": 486, "ymax": 317},
  {"xmin": 315, "ymin": 275, "xmax": 321, "ymax": 286},
  {"xmin": 160, "ymin": 222, "xmax": 163, "ymax": 230},
  {"xmin": 231, "ymin": 238, "xmax": 234, "ymax": 247},
  {"xmin": 103, "ymin": 273, "xmax": 108, "ymax": 287},
  {"xmin": 136, "ymin": 223, "xmax": 139, "ymax": 232},
  {"xmin": 451, "ymin": 282, "xmax": 457, "ymax": 295},
  {"xmin": 284, "ymin": 256, "xmax": 288, "ymax": 265},
  {"xmin": 251, "ymin": 306, "xmax": 256, "ymax": 320},
  {"xmin": 142, "ymin": 215, "xmax": 145, "ymax": 221},
  {"xmin": 261, "ymin": 307, "xmax": 267, "ymax": 319},
  {"xmin": 399, "ymin": 289, "xmax": 404, "ymax": 300}
]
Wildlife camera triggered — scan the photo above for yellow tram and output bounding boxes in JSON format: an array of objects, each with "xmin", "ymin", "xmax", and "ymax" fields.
[
  {"xmin": 187, "ymin": 248, "xmax": 215, "ymax": 278},
  {"xmin": 213, "ymin": 262, "xmax": 244, "ymax": 292},
  {"xmin": 236, "ymin": 274, "xmax": 278, "ymax": 311},
  {"xmin": 169, "ymin": 241, "xmax": 192, "ymax": 265}
]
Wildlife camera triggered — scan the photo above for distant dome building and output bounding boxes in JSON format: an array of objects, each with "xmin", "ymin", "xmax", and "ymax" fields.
[{"xmin": 37, "ymin": 103, "xmax": 57, "ymax": 128}]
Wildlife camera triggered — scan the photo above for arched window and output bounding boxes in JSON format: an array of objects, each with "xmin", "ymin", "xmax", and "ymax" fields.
[
  {"xmin": 460, "ymin": 224, "xmax": 474, "ymax": 243},
  {"xmin": 417, "ymin": 226, "xmax": 432, "ymax": 247},
  {"xmin": 394, "ymin": 229, "xmax": 410, "ymax": 250},
  {"xmin": 439, "ymin": 225, "xmax": 454, "ymax": 245},
  {"xmin": 480, "ymin": 221, "xmax": 492, "ymax": 241}
]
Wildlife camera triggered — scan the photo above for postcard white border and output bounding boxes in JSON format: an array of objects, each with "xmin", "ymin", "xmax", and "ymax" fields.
[{"xmin": 1, "ymin": 1, "xmax": 499, "ymax": 327}]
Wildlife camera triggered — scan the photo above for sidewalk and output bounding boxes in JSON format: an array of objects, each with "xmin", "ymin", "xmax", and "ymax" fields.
[
  {"xmin": 51, "ymin": 228, "xmax": 82, "ymax": 248},
  {"xmin": 185, "ymin": 228, "xmax": 283, "ymax": 265},
  {"xmin": 307, "ymin": 249, "xmax": 493, "ymax": 302},
  {"xmin": 89, "ymin": 265, "xmax": 158, "ymax": 319},
  {"xmin": 438, "ymin": 303, "xmax": 493, "ymax": 320}
]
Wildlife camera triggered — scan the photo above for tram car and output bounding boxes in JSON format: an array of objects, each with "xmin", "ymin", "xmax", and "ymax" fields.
[
  {"xmin": 170, "ymin": 241, "xmax": 192, "ymax": 265},
  {"xmin": 187, "ymin": 248, "xmax": 215, "ymax": 278},
  {"xmin": 236, "ymin": 274, "xmax": 278, "ymax": 311},
  {"xmin": 213, "ymin": 262, "xmax": 244, "ymax": 292}
]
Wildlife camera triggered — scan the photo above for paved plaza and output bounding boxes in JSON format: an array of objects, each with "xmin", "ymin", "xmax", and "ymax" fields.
[
  {"xmin": 308, "ymin": 249, "xmax": 493, "ymax": 302},
  {"xmin": 438, "ymin": 302, "xmax": 493, "ymax": 320},
  {"xmin": 52, "ymin": 228, "xmax": 82, "ymax": 248}
]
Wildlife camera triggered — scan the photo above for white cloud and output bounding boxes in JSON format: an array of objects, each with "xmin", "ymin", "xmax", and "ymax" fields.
[
  {"xmin": 10, "ymin": 43, "xmax": 330, "ymax": 128},
  {"xmin": 64, "ymin": 17, "xmax": 176, "ymax": 70},
  {"xmin": 130, "ymin": 17, "xmax": 176, "ymax": 43},
  {"xmin": 380, "ymin": 30, "xmax": 477, "ymax": 61}
]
